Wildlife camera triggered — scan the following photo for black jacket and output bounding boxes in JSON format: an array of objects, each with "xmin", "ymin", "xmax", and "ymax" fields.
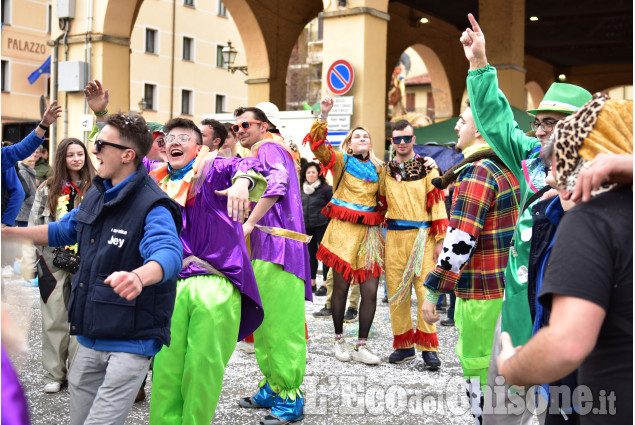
[
  {"xmin": 527, "ymin": 195, "xmax": 559, "ymax": 322},
  {"xmin": 68, "ymin": 166, "xmax": 181, "ymax": 346},
  {"xmin": 301, "ymin": 182, "xmax": 332, "ymax": 229}
]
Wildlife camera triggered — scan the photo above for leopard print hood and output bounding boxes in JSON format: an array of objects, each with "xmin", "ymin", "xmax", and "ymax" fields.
[{"xmin": 554, "ymin": 93, "xmax": 633, "ymax": 194}]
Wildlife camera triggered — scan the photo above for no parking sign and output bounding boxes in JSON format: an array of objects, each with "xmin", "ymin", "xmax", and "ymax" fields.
[{"xmin": 326, "ymin": 60, "xmax": 355, "ymax": 96}]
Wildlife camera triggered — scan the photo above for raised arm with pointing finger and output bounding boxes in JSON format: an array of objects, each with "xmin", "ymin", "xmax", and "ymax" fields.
[
  {"xmin": 460, "ymin": 12, "xmax": 592, "ymax": 347},
  {"xmin": 461, "ymin": 13, "xmax": 541, "ymax": 178}
]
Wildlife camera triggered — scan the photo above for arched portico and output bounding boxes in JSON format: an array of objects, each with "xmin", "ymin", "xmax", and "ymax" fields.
[
  {"xmin": 222, "ymin": 0, "xmax": 323, "ymax": 107},
  {"xmin": 408, "ymin": 44, "xmax": 454, "ymax": 122},
  {"xmin": 386, "ymin": 1, "xmax": 466, "ymax": 122}
]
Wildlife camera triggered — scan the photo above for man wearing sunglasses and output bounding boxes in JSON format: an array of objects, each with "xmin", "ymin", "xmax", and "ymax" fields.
[
  {"xmin": 234, "ymin": 106, "xmax": 310, "ymax": 425},
  {"xmin": 84, "ymin": 80, "xmax": 166, "ymax": 174},
  {"xmin": 460, "ymin": 13, "xmax": 592, "ymax": 425},
  {"xmin": 379, "ymin": 119, "xmax": 448, "ymax": 371},
  {"xmin": 147, "ymin": 117, "xmax": 269, "ymax": 425},
  {"xmin": 3, "ymin": 113, "xmax": 184, "ymax": 425}
]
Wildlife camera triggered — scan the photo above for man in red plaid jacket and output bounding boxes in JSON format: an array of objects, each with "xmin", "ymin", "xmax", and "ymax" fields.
[{"xmin": 422, "ymin": 99, "xmax": 520, "ymax": 424}]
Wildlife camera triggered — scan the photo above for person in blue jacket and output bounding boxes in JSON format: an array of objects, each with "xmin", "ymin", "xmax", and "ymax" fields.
[
  {"xmin": 3, "ymin": 113, "xmax": 183, "ymax": 425},
  {"xmin": 1, "ymin": 101, "xmax": 62, "ymax": 227}
]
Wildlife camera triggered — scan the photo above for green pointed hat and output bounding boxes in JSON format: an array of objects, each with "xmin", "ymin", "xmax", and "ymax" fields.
[{"xmin": 527, "ymin": 83, "xmax": 592, "ymax": 116}]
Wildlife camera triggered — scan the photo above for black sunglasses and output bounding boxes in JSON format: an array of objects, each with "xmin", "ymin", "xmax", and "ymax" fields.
[
  {"xmin": 391, "ymin": 135, "xmax": 414, "ymax": 144},
  {"xmin": 95, "ymin": 139, "xmax": 133, "ymax": 153}
]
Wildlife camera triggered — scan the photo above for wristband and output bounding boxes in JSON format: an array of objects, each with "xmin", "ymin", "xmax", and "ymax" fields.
[
  {"xmin": 318, "ymin": 114, "xmax": 328, "ymax": 120},
  {"xmin": 38, "ymin": 123, "xmax": 48, "ymax": 131},
  {"xmin": 131, "ymin": 270, "xmax": 144, "ymax": 287},
  {"xmin": 94, "ymin": 109, "xmax": 108, "ymax": 117}
]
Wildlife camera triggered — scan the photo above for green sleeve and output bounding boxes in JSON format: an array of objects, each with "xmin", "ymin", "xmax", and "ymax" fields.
[
  {"xmin": 232, "ymin": 169, "xmax": 268, "ymax": 202},
  {"xmin": 87, "ymin": 121, "xmax": 107, "ymax": 142},
  {"xmin": 425, "ymin": 289, "xmax": 441, "ymax": 304},
  {"xmin": 87, "ymin": 123, "xmax": 99, "ymax": 142},
  {"xmin": 466, "ymin": 65, "xmax": 541, "ymax": 182}
]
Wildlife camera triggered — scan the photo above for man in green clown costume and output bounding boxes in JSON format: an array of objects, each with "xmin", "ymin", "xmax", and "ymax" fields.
[{"xmin": 460, "ymin": 13, "xmax": 592, "ymax": 425}]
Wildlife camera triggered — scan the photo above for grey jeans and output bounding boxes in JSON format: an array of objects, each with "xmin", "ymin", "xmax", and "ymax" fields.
[{"xmin": 68, "ymin": 345, "xmax": 152, "ymax": 425}]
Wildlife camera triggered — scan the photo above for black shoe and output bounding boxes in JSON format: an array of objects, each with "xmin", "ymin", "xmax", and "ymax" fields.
[
  {"xmin": 440, "ymin": 318, "xmax": 455, "ymax": 327},
  {"xmin": 343, "ymin": 307, "xmax": 358, "ymax": 323},
  {"xmin": 382, "ymin": 296, "xmax": 388, "ymax": 303},
  {"xmin": 313, "ymin": 306, "xmax": 331, "ymax": 318},
  {"xmin": 312, "ymin": 285, "xmax": 316, "ymax": 293},
  {"xmin": 315, "ymin": 286, "xmax": 327, "ymax": 297},
  {"xmin": 422, "ymin": 351, "xmax": 441, "ymax": 371},
  {"xmin": 388, "ymin": 347, "xmax": 416, "ymax": 364}
]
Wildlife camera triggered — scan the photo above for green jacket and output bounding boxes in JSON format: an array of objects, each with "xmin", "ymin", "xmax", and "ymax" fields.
[
  {"xmin": 34, "ymin": 158, "xmax": 51, "ymax": 183},
  {"xmin": 467, "ymin": 64, "xmax": 547, "ymax": 346}
]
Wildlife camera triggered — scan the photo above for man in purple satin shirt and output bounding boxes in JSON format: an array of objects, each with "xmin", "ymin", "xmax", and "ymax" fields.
[
  {"xmin": 235, "ymin": 106, "xmax": 311, "ymax": 425},
  {"xmin": 148, "ymin": 117, "xmax": 269, "ymax": 425}
]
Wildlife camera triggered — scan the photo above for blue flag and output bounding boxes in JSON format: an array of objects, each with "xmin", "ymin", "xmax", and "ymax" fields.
[{"xmin": 28, "ymin": 56, "xmax": 51, "ymax": 84}]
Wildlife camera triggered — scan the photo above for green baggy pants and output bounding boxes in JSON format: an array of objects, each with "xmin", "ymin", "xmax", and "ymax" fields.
[{"xmin": 149, "ymin": 274, "xmax": 241, "ymax": 425}]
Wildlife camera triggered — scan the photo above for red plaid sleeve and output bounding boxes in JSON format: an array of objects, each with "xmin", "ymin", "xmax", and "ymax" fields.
[{"xmin": 448, "ymin": 163, "xmax": 496, "ymax": 239}]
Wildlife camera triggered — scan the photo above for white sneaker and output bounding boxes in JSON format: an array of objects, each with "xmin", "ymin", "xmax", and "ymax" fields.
[
  {"xmin": 236, "ymin": 341, "xmax": 255, "ymax": 354},
  {"xmin": 351, "ymin": 345, "xmax": 381, "ymax": 365},
  {"xmin": 334, "ymin": 339, "xmax": 352, "ymax": 362},
  {"xmin": 43, "ymin": 381, "xmax": 62, "ymax": 393}
]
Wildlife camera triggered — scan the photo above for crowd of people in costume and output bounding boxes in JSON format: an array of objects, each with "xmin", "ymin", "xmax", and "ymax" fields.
[{"xmin": 1, "ymin": 12, "xmax": 632, "ymax": 425}]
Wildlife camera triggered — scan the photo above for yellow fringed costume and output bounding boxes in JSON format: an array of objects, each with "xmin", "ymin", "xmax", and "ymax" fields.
[
  {"xmin": 303, "ymin": 120, "xmax": 384, "ymax": 284},
  {"xmin": 379, "ymin": 157, "xmax": 448, "ymax": 351}
]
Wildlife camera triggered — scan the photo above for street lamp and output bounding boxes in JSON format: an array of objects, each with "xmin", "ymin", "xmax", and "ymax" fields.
[
  {"xmin": 138, "ymin": 98, "xmax": 147, "ymax": 114},
  {"xmin": 222, "ymin": 41, "xmax": 248, "ymax": 75}
]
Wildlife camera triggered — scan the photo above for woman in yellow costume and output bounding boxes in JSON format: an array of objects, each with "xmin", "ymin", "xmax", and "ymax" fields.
[{"xmin": 303, "ymin": 96, "xmax": 384, "ymax": 365}]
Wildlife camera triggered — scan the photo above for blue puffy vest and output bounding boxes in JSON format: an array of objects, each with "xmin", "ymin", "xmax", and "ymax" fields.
[{"xmin": 68, "ymin": 166, "xmax": 181, "ymax": 346}]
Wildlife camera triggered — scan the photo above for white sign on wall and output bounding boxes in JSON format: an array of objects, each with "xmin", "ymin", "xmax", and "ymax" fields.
[
  {"xmin": 331, "ymin": 96, "xmax": 354, "ymax": 115},
  {"xmin": 328, "ymin": 115, "xmax": 351, "ymax": 131}
]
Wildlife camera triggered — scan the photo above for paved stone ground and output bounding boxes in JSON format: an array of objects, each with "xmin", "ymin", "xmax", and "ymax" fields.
[{"xmin": 3, "ymin": 263, "xmax": 476, "ymax": 425}]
